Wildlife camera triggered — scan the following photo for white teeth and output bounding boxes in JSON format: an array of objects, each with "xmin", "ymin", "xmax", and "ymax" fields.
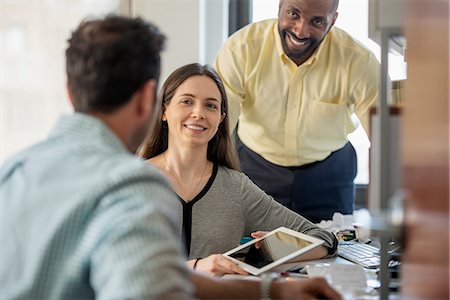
[
  {"xmin": 185, "ymin": 124, "xmax": 205, "ymax": 131},
  {"xmin": 288, "ymin": 34, "xmax": 308, "ymax": 46}
]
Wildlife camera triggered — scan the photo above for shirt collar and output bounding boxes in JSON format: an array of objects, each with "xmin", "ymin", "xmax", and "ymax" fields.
[
  {"xmin": 273, "ymin": 21, "xmax": 286, "ymax": 61},
  {"xmin": 49, "ymin": 112, "xmax": 129, "ymax": 154}
]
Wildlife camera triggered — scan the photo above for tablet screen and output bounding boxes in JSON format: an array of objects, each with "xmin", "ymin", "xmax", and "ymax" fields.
[{"xmin": 229, "ymin": 231, "xmax": 313, "ymax": 268}]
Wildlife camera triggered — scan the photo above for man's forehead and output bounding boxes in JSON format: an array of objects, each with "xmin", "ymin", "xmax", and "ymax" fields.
[{"xmin": 281, "ymin": 0, "xmax": 336, "ymax": 13}]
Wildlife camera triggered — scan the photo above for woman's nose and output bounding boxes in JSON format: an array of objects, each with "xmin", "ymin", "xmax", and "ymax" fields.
[{"xmin": 191, "ymin": 104, "xmax": 206, "ymax": 119}]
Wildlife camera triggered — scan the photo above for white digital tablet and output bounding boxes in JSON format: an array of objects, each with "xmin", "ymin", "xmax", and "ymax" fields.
[{"xmin": 223, "ymin": 227, "xmax": 325, "ymax": 275}]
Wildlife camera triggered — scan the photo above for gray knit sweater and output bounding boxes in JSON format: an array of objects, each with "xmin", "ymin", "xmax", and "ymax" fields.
[{"xmin": 176, "ymin": 164, "xmax": 337, "ymax": 260}]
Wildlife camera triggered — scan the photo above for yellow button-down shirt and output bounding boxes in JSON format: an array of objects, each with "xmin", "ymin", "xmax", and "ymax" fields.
[{"xmin": 214, "ymin": 19, "xmax": 380, "ymax": 167}]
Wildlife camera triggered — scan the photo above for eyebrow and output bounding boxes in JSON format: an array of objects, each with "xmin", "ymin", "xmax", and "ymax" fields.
[
  {"xmin": 179, "ymin": 93, "xmax": 220, "ymax": 102},
  {"xmin": 287, "ymin": 4, "xmax": 328, "ymax": 20},
  {"xmin": 312, "ymin": 16, "xmax": 327, "ymax": 22}
]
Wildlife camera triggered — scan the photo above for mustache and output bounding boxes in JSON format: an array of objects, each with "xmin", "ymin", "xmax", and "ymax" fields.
[{"xmin": 285, "ymin": 30, "xmax": 313, "ymax": 43}]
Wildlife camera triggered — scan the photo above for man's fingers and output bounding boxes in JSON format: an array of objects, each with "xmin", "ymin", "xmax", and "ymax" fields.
[{"xmin": 310, "ymin": 278, "xmax": 342, "ymax": 300}]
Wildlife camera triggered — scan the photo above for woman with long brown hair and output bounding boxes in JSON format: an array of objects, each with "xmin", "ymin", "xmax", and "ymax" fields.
[{"xmin": 138, "ymin": 63, "xmax": 337, "ymax": 276}]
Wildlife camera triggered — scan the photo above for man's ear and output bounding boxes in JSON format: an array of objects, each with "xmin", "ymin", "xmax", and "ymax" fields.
[
  {"xmin": 66, "ymin": 82, "xmax": 75, "ymax": 108},
  {"xmin": 136, "ymin": 79, "xmax": 157, "ymax": 119},
  {"xmin": 331, "ymin": 11, "xmax": 338, "ymax": 27}
]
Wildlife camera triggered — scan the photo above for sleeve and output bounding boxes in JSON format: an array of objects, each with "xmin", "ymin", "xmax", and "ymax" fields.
[
  {"xmin": 213, "ymin": 40, "xmax": 246, "ymax": 132},
  {"xmin": 88, "ymin": 169, "xmax": 194, "ymax": 300},
  {"xmin": 349, "ymin": 51, "xmax": 380, "ymax": 137},
  {"xmin": 239, "ymin": 174, "xmax": 337, "ymax": 256}
]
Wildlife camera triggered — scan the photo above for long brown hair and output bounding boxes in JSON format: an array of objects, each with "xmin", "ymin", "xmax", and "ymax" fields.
[{"xmin": 137, "ymin": 63, "xmax": 240, "ymax": 171}]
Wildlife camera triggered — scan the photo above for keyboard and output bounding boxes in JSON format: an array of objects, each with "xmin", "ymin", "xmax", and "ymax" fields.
[{"xmin": 338, "ymin": 240, "xmax": 380, "ymax": 269}]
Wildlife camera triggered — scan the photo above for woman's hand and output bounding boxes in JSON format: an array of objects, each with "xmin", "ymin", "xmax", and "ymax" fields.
[
  {"xmin": 250, "ymin": 231, "xmax": 268, "ymax": 248},
  {"xmin": 189, "ymin": 254, "xmax": 249, "ymax": 276},
  {"xmin": 250, "ymin": 231, "xmax": 267, "ymax": 239}
]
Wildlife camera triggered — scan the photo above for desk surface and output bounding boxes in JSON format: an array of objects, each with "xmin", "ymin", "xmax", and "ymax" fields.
[{"xmin": 224, "ymin": 256, "xmax": 399, "ymax": 300}]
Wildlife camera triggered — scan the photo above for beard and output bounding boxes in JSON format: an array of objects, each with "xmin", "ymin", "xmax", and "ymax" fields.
[
  {"xmin": 130, "ymin": 105, "xmax": 158, "ymax": 154},
  {"xmin": 129, "ymin": 121, "xmax": 150, "ymax": 154},
  {"xmin": 130, "ymin": 84, "xmax": 160, "ymax": 154},
  {"xmin": 279, "ymin": 28, "xmax": 321, "ymax": 65}
]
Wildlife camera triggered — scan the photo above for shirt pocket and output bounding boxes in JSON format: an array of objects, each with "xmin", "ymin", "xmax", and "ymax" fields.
[{"xmin": 304, "ymin": 100, "xmax": 353, "ymax": 142}]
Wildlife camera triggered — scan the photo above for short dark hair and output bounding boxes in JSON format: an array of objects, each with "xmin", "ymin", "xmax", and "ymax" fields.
[
  {"xmin": 66, "ymin": 15, "xmax": 165, "ymax": 113},
  {"xmin": 138, "ymin": 63, "xmax": 240, "ymax": 171},
  {"xmin": 333, "ymin": 0, "xmax": 340, "ymax": 12}
]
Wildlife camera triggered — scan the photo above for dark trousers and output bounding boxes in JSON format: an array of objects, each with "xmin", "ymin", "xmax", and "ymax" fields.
[{"xmin": 237, "ymin": 139, "xmax": 357, "ymax": 223}]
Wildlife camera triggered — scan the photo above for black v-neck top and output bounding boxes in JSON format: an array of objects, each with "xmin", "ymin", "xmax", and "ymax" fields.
[
  {"xmin": 173, "ymin": 164, "xmax": 337, "ymax": 261},
  {"xmin": 177, "ymin": 163, "xmax": 219, "ymax": 256}
]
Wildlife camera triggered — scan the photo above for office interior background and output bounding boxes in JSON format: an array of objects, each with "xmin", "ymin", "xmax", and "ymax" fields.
[
  {"xmin": 1, "ymin": 0, "xmax": 448, "ymax": 298},
  {"xmin": 0, "ymin": 0, "xmax": 408, "ymax": 208},
  {"xmin": 1, "ymin": 0, "xmax": 406, "ymax": 172}
]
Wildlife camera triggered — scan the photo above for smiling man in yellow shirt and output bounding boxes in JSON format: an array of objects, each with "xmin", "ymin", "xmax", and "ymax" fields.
[{"xmin": 214, "ymin": 0, "xmax": 379, "ymax": 223}]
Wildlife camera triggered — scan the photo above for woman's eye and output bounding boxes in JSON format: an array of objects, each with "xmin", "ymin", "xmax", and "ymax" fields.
[
  {"xmin": 181, "ymin": 99, "xmax": 192, "ymax": 104},
  {"xmin": 206, "ymin": 103, "xmax": 218, "ymax": 110}
]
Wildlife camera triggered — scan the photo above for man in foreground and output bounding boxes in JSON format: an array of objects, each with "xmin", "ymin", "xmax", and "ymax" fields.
[{"xmin": 0, "ymin": 15, "xmax": 340, "ymax": 299}]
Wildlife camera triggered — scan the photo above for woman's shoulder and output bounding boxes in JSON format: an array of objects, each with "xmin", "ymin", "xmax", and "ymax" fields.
[
  {"xmin": 145, "ymin": 155, "xmax": 164, "ymax": 169},
  {"xmin": 142, "ymin": 155, "xmax": 168, "ymax": 180},
  {"xmin": 216, "ymin": 165, "xmax": 254, "ymax": 187},
  {"xmin": 217, "ymin": 165, "xmax": 242, "ymax": 178}
]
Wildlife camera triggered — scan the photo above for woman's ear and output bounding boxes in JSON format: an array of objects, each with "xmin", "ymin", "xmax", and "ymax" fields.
[{"xmin": 220, "ymin": 112, "xmax": 226, "ymax": 123}]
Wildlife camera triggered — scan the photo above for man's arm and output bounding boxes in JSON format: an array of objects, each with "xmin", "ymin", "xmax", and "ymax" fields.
[
  {"xmin": 88, "ymin": 169, "xmax": 193, "ymax": 299},
  {"xmin": 213, "ymin": 42, "xmax": 246, "ymax": 132},
  {"xmin": 351, "ymin": 51, "xmax": 381, "ymax": 139},
  {"xmin": 192, "ymin": 272, "xmax": 342, "ymax": 300}
]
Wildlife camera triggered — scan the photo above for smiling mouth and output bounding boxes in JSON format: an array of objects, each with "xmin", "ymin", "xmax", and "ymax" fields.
[
  {"xmin": 287, "ymin": 32, "xmax": 310, "ymax": 47},
  {"xmin": 184, "ymin": 124, "xmax": 207, "ymax": 131}
]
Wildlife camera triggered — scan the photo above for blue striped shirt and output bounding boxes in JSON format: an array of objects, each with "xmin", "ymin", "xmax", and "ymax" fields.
[{"xmin": 0, "ymin": 113, "xmax": 193, "ymax": 299}]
